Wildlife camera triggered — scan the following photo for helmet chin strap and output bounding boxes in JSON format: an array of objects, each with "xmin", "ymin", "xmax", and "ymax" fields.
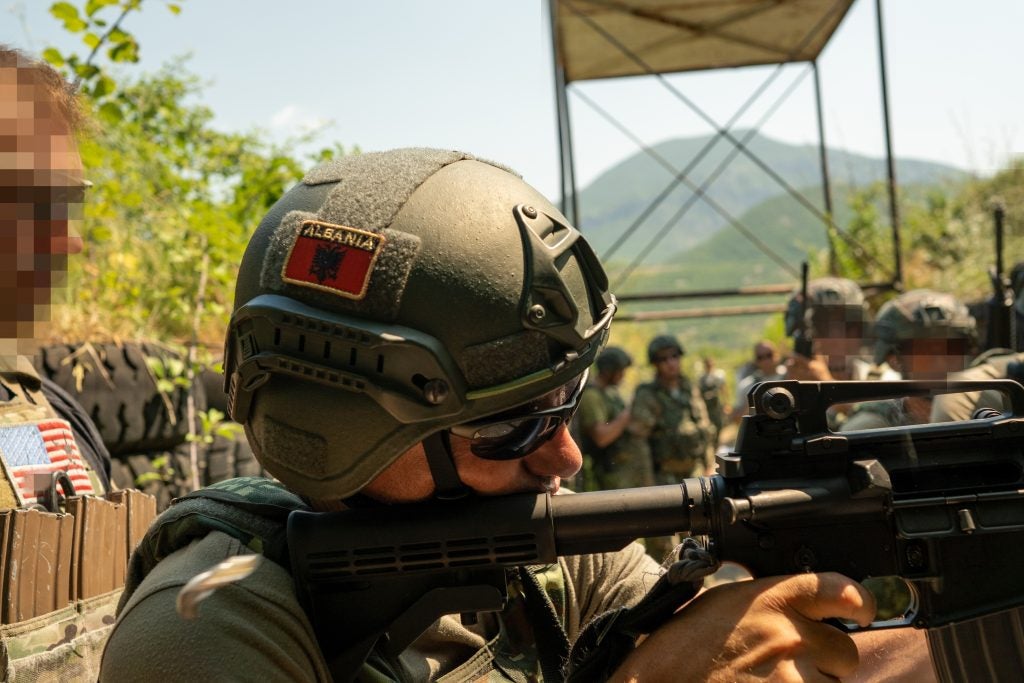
[{"xmin": 423, "ymin": 431, "xmax": 470, "ymax": 500}]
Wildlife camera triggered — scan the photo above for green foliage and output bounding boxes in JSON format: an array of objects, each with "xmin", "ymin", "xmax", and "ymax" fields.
[
  {"xmin": 55, "ymin": 64, "xmax": 349, "ymax": 345},
  {"xmin": 41, "ymin": 1, "xmax": 353, "ymax": 346},
  {"xmin": 44, "ymin": 0, "xmax": 172, "ymax": 114},
  {"xmin": 830, "ymin": 162, "xmax": 1024, "ymax": 302},
  {"xmin": 579, "ymin": 131, "xmax": 967, "ymax": 263},
  {"xmin": 145, "ymin": 352, "xmax": 189, "ymax": 394},
  {"xmin": 187, "ymin": 408, "xmax": 243, "ymax": 446},
  {"xmin": 610, "ymin": 157, "xmax": 1023, "ymax": 362}
]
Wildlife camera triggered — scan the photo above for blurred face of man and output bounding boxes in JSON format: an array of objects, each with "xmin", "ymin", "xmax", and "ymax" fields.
[
  {"xmin": 652, "ymin": 347, "xmax": 681, "ymax": 382},
  {"xmin": 894, "ymin": 338, "xmax": 970, "ymax": 381},
  {"xmin": 811, "ymin": 318, "xmax": 865, "ymax": 379},
  {"xmin": 0, "ymin": 65, "xmax": 84, "ymax": 342},
  {"xmin": 754, "ymin": 343, "xmax": 777, "ymax": 374}
]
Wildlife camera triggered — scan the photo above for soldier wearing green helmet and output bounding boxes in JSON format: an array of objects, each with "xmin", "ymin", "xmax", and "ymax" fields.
[
  {"xmin": 101, "ymin": 149, "xmax": 887, "ymax": 682},
  {"xmin": 631, "ymin": 335, "xmax": 713, "ymax": 483},
  {"xmin": 574, "ymin": 346, "xmax": 653, "ymax": 491},
  {"xmin": 842, "ymin": 289, "xmax": 978, "ymax": 431},
  {"xmin": 783, "ymin": 277, "xmax": 883, "ymax": 383}
]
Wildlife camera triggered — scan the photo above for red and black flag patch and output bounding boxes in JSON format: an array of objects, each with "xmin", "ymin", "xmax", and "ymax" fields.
[{"xmin": 282, "ymin": 220, "xmax": 386, "ymax": 300}]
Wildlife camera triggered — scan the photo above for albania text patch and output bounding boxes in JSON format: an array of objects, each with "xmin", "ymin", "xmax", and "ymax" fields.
[{"xmin": 282, "ymin": 220, "xmax": 386, "ymax": 299}]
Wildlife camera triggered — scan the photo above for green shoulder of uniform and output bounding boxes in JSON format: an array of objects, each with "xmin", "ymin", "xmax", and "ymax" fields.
[{"xmin": 121, "ymin": 476, "xmax": 309, "ymax": 610}]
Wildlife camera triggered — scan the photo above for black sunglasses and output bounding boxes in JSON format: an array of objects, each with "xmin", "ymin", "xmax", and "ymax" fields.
[
  {"xmin": 449, "ymin": 369, "xmax": 588, "ymax": 460},
  {"xmin": 1, "ymin": 181, "xmax": 90, "ymax": 222}
]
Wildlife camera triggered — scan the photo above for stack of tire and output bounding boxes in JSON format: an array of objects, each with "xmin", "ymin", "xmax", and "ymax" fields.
[{"xmin": 34, "ymin": 341, "xmax": 262, "ymax": 511}]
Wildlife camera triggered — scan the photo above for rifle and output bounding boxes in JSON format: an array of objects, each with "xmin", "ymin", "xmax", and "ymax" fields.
[
  {"xmin": 984, "ymin": 203, "xmax": 1014, "ymax": 351},
  {"xmin": 793, "ymin": 261, "xmax": 813, "ymax": 358},
  {"xmin": 289, "ymin": 379, "xmax": 1024, "ymax": 681}
]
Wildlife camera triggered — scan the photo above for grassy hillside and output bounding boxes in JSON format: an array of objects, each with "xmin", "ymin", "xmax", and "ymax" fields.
[
  {"xmin": 578, "ymin": 130, "xmax": 967, "ymax": 263},
  {"xmin": 596, "ymin": 160, "xmax": 1022, "ymax": 367}
]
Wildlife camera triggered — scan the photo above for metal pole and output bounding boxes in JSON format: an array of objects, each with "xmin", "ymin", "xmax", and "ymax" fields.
[
  {"xmin": 875, "ymin": 0, "xmax": 902, "ymax": 287},
  {"xmin": 548, "ymin": 0, "xmax": 579, "ymax": 227},
  {"xmin": 615, "ymin": 303, "xmax": 788, "ymax": 323},
  {"xmin": 812, "ymin": 60, "xmax": 836, "ymax": 275}
]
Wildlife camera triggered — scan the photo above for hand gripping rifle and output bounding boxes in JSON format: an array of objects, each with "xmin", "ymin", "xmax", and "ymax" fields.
[{"xmin": 288, "ymin": 380, "xmax": 1024, "ymax": 681}]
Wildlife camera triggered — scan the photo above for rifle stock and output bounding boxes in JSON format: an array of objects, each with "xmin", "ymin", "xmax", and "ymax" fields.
[{"xmin": 289, "ymin": 379, "xmax": 1024, "ymax": 680}]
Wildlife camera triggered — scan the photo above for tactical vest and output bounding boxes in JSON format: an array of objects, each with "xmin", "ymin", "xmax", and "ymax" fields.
[
  {"xmin": 634, "ymin": 378, "xmax": 707, "ymax": 476},
  {"xmin": 122, "ymin": 477, "xmax": 571, "ymax": 682},
  {"xmin": 0, "ymin": 365, "xmax": 156, "ymax": 681}
]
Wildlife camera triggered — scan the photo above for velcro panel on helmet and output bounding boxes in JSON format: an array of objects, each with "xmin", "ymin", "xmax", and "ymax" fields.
[
  {"xmin": 461, "ymin": 330, "xmax": 553, "ymax": 390},
  {"xmin": 263, "ymin": 149, "xmax": 486, "ymax": 322},
  {"xmin": 252, "ymin": 414, "xmax": 329, "ymax": 479},
  {"xmin": 262, "ymin": 209, "xmax": 422, "ymax": 321}
]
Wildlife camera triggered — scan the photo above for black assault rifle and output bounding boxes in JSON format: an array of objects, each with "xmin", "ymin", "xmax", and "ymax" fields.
[
  {"xmin": 983, "ymin": 203, "xmax": 1014, "ymax": 351},
  {"xmin": 793, "ymin": 261, "xmax": 814, "ymax": 358},
  {"xmin": 289, "ymin": 379, "xmax": 1024, "ymax": 680}
]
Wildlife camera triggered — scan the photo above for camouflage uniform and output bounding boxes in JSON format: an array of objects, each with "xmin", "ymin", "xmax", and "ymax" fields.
[
  {"xmin": 698, "ymin": 367, "xmax": 726, "ymax": 448},
  {"xmin": 576, "ymin": 382, "xmax": 654, "ymax": 490},
  {"xmin": 631, "ymin": 376, "xmax": 712, "ymax": 482},
  {"xmin": 100, "ymin": 478, "xmax": 660, "ymax": 682},
  {"xmin": 930, "ymin": 351, "xmax": 1024, "ymax": 423},
  {"xmin": 0, "ymin": 358, "xmax": 117, "ymax": 682}
]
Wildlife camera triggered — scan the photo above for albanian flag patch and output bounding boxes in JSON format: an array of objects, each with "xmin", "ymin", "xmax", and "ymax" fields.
[{"xmin": 282, "ymin": 220, "xmax": 386, "ymax": 300}]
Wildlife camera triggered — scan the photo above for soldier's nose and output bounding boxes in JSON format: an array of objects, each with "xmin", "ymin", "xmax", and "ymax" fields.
[{"xmin": 523, "ymin": 426, "xmax": 581, "ymax": 480}]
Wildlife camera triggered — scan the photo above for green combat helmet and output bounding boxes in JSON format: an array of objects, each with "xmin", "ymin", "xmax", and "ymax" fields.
[
  {"xmin": 784, "ymin": 277, "xmax": 870, "ymax": 339},
  {"xmin": 595, "ymin": 346, "xmax": 631, "ymax": 373},
  {"xmin": 222, "ymin": 149, "xmax": 615, "ymax": 500},
  {"xmin": 647, "ymin": 335, "xmax": 684, "ymax": 364},
  {"xmin": 872, "ymin": 289, "xmax": 977, "ymax": 364}
]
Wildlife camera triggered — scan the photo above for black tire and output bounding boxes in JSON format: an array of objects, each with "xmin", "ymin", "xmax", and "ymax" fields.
[
  {"xmin": 203, "ymin": 429, "xmax": 262, "ymax": 485},
  {"xmin": 196, "ymin": 365, "xmax": 263, "ymax": 483},
  {"xmin": 111, "ymin": 442, "xmax": 207, "ymax": 512},
  {"xmin": 34, "ymin": 341, "xmax": 207, "ymax": 456},
  {"xmin": 199, "ymin": 366, "xmax": 230, "ymax": 415}
]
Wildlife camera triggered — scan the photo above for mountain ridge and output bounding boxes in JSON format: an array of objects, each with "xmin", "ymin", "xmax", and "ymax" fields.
[{"xmin": 576, "ymin": 130, "xmax": 967, "ymax": 263}]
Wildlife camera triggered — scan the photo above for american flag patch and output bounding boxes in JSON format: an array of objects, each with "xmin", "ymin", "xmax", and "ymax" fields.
[{"xmin": 0, "ymin": 419, "xmax": 96, "ymax": 506}]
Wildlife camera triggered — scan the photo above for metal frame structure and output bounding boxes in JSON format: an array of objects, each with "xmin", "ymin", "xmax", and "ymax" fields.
[{"xmin": 548, "ymin": 0, "xmax": 903, "ymax": 321}]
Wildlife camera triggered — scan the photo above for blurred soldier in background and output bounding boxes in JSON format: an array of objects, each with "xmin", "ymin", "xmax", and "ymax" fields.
[
  {"xmin": 931, "ymin": 350, "xmax": 1024, "ymax": 423},
  {"xmin": 842, "ymin": 289, "xmax": 978, "ymax": 431},
  {"xmin": 729, "ymin": 339, "xmax": 783, "ymax": 424},
  {"xmin": 632, "ymin": 335, "xmax": 713, "ymax": 482},
  {"xmin": 698, "ymin": 356, "xmax": 726, "ymax": 450},
  {"xmin": 574, "ymin": 346, "xmax": 653, "ymax": 491},
  {"xmin": 782, "ymin": 277, "xmax": 894, "ymax": 429},
  {"xmin": 783, "ymin": 277, "xmax": 882, "ymax": 382},
  {"xmin": 623, "ymin": 337, "xmax": 712, "ymax": 561}
]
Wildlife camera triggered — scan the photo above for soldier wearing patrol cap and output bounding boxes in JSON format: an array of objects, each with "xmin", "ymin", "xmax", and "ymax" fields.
[{"xmin": 102, "ymin": 149, "xmax": 887, "ymax": 682}]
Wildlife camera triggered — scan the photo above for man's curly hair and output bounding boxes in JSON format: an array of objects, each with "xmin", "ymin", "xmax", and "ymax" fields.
[{"xmin": 1, "ymin": 44, "xmax": 84, "ymax": 133}]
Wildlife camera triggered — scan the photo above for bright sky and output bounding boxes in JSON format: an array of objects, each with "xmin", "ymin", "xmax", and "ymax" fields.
[{"xmin": 4, "ymin": 0, "xmax": 1022, "ymax": 200}]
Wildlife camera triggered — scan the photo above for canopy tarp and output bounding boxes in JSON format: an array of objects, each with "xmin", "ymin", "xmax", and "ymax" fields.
[{"xmin": 552, "ymin": 0, "xmax": 855, "ymax": 82}]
